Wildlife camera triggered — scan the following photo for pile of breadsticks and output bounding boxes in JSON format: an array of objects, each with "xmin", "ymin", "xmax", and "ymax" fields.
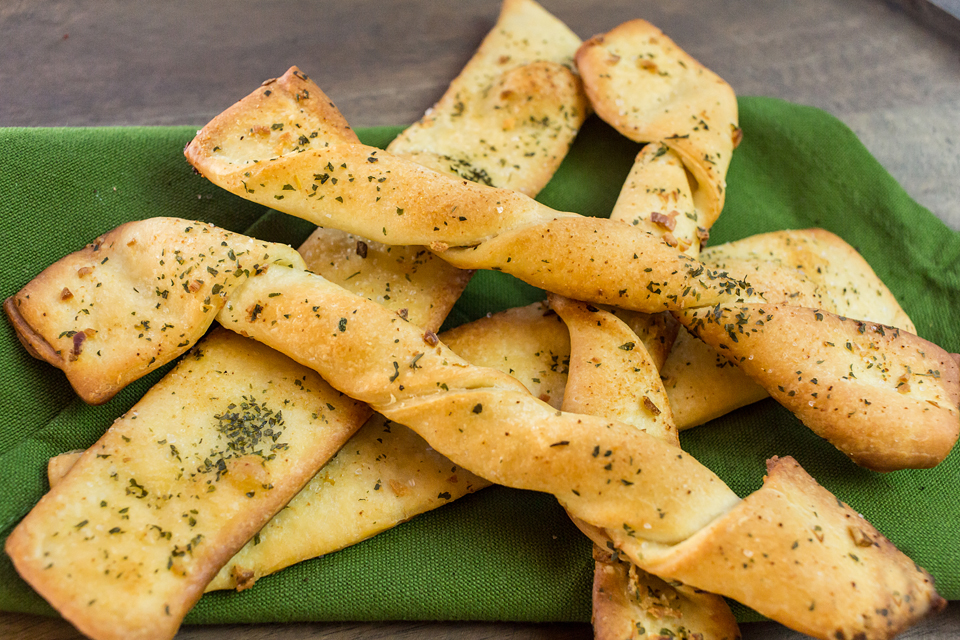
[{"xmin": 5, "ymin": 1, "xmax": 957, "ymax": 639}]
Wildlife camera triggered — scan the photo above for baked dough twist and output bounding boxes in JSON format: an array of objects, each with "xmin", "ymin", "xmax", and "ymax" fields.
[
  {"xmin": 5, "ymin": 219, "xmax": 946, "ymax": 638},
  {"xmin": 2, "ymin": 220, "xmax": 304, "ymax": 404},
  {"xmin": 184, "ymin": 67, "xmax": 751, "ymax": 313},
  {"xmin": 550, "ymin": 294, "xmax": 740, "ymax": 640},
  {"xmin": 548, "ymin": 297, "xmax": 946, "ymax": 640},
  {"xmin": 180, "ymin": 39, "xmax": 960, "ymax": 471},
  {"xmin": 217, "ymin": 256, "xmax": 943, "ymax": 638},
  {"xmin": 569, "ymin": 20, "xmax": 959, "ymax": 470},
  {"xmin": 576, "ymin": 19, "xmax": 740, "ymax": 231}
]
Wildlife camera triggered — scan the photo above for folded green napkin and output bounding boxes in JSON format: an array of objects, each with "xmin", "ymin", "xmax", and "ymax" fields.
[{"xmin": 0, "ymin": 97, "xmax": 958, "ymax": 626}]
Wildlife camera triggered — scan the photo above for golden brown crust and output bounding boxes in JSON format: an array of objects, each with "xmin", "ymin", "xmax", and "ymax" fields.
[
  {"xmin": 592, "ymin": 549, "xmax": 741, "ymax": 640},
  {"xmin": 576, "ymin": 20, "xmax": 739, "ymax": 228},
  {"xmin": 219, "ymin": 265, "xmax": 742, "ymax": 544},
  {"xmin": 440, "ymin": 217, "xmax": 750, "ymax": 311},
  {"xmin": 298, "ymin": 227, "xmax": 471, "ymax": 333},
  {"xmin": 187, "ymin": 67, "xmax": 564, "ymax": 246},
  {"xmin": 609, "ymin": 143, "xmax": 704, "ymax": 258},
  {"xmin": 3, "ymin": 218, "xmax": 303, "ymax": 404},
  {"xmin": 641, "ymin": 456, "xmax": 946, "ymax": 640},
  {"xmin": 184, "ymin": 66, "xmax": 358, "ymax": 171},
  {"xmin": 679, "ymin": 303, "xmax": 960, "ymax": 470},
  {"xmin": 661, "ymin": 326, "xmax": 768, "ymax": 430},
  {"xmin": 662, "ymin": 229, "xmax": 921, "ymax": 431},
  {"xmin": 702, "ymin": 229, "xmax": 916, "ymax": 332},
  {"xmin": 551, "ymin": 295, "xmax": 679, "ymax": 446},
  {"xmin": 6, "ymin": 329, "xmax": 369, "ymax": 640},
  {"xmin": 184, "ymin": 68, "xmax": 751, "ymax": 313},
  {"xmin": 206, "ymin": 413, "xmax": 489, "ymax": 591},
  {"xmin": 387, "ymin": 0, "xmax": 587, "ymax": 197},
  {"xmin": 553, "ymin": 296, "xmax": 739, "ymax": 640}
]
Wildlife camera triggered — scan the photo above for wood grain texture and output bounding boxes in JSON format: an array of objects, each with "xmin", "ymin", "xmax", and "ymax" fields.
[
  {"xmin": 2, "ymin": 0, "xmax": 958, "ymax": 229},
  {"xmin": 0, "ymin": 609, "xmax": 957, "ymax": 639},
  {"xmin": 1, "ymin": 1, "xmax": 958, "ymax": 638}
]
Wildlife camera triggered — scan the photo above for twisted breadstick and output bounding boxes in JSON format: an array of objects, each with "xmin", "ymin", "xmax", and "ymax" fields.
[
  {"xmin": 550, "ymin": 295, "xmax": 739, "ymax": 640},
  {"xmin": 549, "ymin": 297, "xmax": 945, "ymax": 640},
  {"xmin": 5, "ymin": 219, "xmax": 945, "ymax": 637},
  {"xmin": 2, "ymin": 219, "xmax": 304, "ymax": 404},
  {"xmin": 662, "ymin": 228, "xmax": 921, "ymax": 430},
  {"xmin": 609, "ymin": 141, "xmax": 708, "ymax": 257},
  {"xmin": 576, "ymin": 19, "xmax": 739, "ymax": 230},
  {"xmin": 570, "ymin": 20, "xmax": 959, "ymax": 470},
  {"xmin": 180, "ymin": 53, "xmax": 959, "ymax": 471},
  {"xmin": 182, "ymin": 18, "xmax": 957, "ymax": 473},
  {"xmin": 184, "ymin": 67, "xmax": 749, "ymax": 313},
  {"xmin": 679, "ymin": 302, "xmax": 960, "ymax": 471},
  {"xmin": 220, "ymin": 256, "xmax": 945, "ymax": 639}
]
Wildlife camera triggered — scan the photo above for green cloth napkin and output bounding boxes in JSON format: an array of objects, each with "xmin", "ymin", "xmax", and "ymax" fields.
[{"xmin": 1, "ymin": 97, "xmax": 958, "ymax": 626}]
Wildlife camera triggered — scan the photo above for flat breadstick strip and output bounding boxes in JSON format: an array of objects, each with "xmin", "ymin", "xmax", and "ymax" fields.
[
  {"xmin": 3, "ymin": 218, "xmax": 304, "ymax": 405},
  {"xmin": 46, "ymin": 449, "xmax": 83, "ymax": 486},
  {"xmin": 207, "ymin": 411, "xmax": 489, "ymax": 591},
  {"xmin": 5, "ymin": 328, "xmax": 369, "ymax": 640},
  {"xmin": 663, "ymin": 229, "xmax": 919, "ymax": 430},
  {"xmin": 703, "ymin": 229, "xmax": 916, "ymax": 333},
  {"xmin": 46, "ymin": 412, "xmax": 491, "ymax": 594},
  {"xmin": 387, "ymin": 0, "xmax": 587, "ymax": 197},
  {"xmin": 185, "ymin": 69, "xmax": 751, "ymax": 313},
  {"xmin": 640, "ymin": 456, "xmax": 946, "ymax": 640},
  {"xmin": 662, "ymin": 326, "xmax": 769, "ymax": 429},
  {"xmin": 679, "ymin": 303, "xmax": 960, "ymax": 470},
  {"xmin": 575, "ymin": 19, "xmax": 740, "ymax": 229},
  {"xmin": 550, "ymin": 296, "xmax": 739, "ymax": 640}
]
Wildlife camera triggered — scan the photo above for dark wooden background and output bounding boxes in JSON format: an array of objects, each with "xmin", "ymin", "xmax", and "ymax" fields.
[{"xmin": 1, "ymin": 0, "xmax": 959, "ymax": 638}]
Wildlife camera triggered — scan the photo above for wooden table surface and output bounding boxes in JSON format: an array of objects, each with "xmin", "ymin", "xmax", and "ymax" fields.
[{"xmin": 2, "ymin": 1, "xmax": 959, "ymax": 638}]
